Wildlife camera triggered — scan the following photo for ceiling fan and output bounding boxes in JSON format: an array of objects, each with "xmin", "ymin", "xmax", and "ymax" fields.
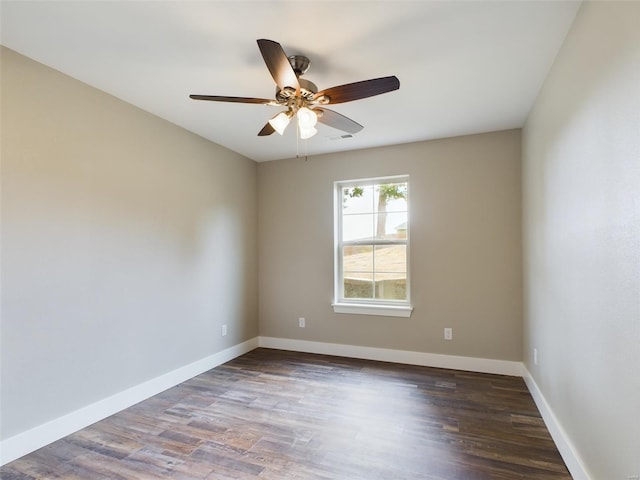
[{"xmin": 190, "ymin": 39, "xmax": 400, "ymax": 139}]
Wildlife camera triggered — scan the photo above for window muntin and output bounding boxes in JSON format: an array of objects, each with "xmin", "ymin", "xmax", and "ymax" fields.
[{"xmin": 335, "ymin": 177, "xmax": 409, "ymax": 307}]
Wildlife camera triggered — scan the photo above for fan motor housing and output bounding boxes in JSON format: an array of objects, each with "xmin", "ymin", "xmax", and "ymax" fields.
[{"xmin": 276, "ymin": 78, "xmax": 318, "ymax": 104}]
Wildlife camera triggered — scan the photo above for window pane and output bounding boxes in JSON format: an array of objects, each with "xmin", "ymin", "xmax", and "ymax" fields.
[
  {"xmin": 375, "ymin": 276, "xmax": 406, "ymax": 300},
  {"xmin": 342, "ymin": 245, "xmax": 373, "ymax": 272},
  {"xmin": 344, "ymin": 278, "xmax": 374, "ymax": 299},
  {"xmin": 372, "ymin": 183, "xmax": 408, "ymax": 239},
  {"xmin": 374, "ymin": 184, "xmax": 408, "ymax": 209},
  {"xmin": 374, "ymin": 245, "xmax": 406, "ymax": 273},
  {"xmin": 341, "ymin": 245, "xmax": 407, "ymax": 301},
  {"xmin": 375, "ymin": 211, "xmax": 408, "ymax": 240},
  {"xmin": 342, "ymin": 185, "xmax": 375, "ymax": 215},
  {"xmin": 374, "ymin": 245, "xmax": 407, "ymax": 300},
  {"xmin": 343, "ymin": 213, "xmax": 374, "ymax": 241},
  {"xmin": 343, "ymin": 245, "xmax": 373, "ymax": 299}
]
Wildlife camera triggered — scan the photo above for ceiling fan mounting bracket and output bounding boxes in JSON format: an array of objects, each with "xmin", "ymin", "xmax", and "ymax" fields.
[{"xmin": 288, "ymin": 55, "xmax": 310, "ymax": 76}]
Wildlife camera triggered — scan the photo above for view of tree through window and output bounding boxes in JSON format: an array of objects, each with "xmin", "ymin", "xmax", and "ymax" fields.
[{"xmin": 338, "ymin": 179, "xmax": 409, "ymax": 303}]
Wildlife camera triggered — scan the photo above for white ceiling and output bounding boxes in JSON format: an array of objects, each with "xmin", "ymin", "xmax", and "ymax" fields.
[{"xmin": 1, "ymin": 1, "xmax": 581, "ymax": 162}]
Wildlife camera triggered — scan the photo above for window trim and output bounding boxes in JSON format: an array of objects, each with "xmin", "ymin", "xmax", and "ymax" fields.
[
  {"xmin": 333, "ymin": 175, "xmax": 413, "ymax": 317},
  {"xmin": 331, "ymin": 302, "xmax": 413, "ymax": 317}
]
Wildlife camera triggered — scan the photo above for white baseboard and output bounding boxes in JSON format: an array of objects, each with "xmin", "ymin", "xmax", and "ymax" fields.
[
  {"xmin": 522, "ymin": 366, "xmax": 591, "ymax": 480},
  {"xmin": 258, "ymin": 336, "xmax": 523, "ymax": 376},
  {"xmin": 0, "ymin": 337, "xmax": 259, "ymax": 466}
]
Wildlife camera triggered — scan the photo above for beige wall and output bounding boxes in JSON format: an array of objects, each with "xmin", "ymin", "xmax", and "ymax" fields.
[
  {"xmin": 522, "ymin": 2, "xmax": 640, "ymax": 478},
  {"xmin": 258, "ymin": 130, "xmax": 522, "ymax": 360},
  {"xmin": 0, "ymin": 47, "xmax": 258, "ymax": 439}
]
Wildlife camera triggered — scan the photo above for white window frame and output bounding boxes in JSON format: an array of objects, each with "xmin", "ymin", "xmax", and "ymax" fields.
[{"xmin": 332, "ymin": 175, "xmax": 413, "ymax": 317}]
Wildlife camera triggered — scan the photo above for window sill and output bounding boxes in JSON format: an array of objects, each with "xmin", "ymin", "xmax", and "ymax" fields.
[{"xmin": 332, "ymin": 303, "xmax": 413, "ymax": 318}]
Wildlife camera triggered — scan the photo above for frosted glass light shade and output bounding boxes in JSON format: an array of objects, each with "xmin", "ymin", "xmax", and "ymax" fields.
[
  {"xmin": 268, "ymin": 111, "xmax": 291, "ymax": 135},
  {"xmin": 297, "ymin": 107, "xmax": 317, "ymax": 129},
  {"xmin": 299, "ymin": 126, "xmax": 317, "ymax": 139}
]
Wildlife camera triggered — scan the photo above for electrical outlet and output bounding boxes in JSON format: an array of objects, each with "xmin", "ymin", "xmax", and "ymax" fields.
[
  {"xmin": 221, "ymin": 324, "xmax": 227, "ymax": 336},
  {"xmin": 298, "ymin": 317, "xmax": 305, "ymax": 328},
  {"xmin": 444, "ymin": 328, "xmax": 453, "ymax": 340},
  {"xmin": 534, "ymin": 348, "xmax": 538, "ymax": 365}
]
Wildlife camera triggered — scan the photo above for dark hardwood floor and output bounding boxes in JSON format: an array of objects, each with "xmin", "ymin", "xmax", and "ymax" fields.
[{"xmin": 1, "ymin": 348, "xmax": 571, "ymax": 479}]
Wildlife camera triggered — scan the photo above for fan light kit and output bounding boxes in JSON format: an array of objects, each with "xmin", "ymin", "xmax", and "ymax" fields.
[{"xmin": 190, "ymin": 39, "xmax": 400, "ymax": 140}]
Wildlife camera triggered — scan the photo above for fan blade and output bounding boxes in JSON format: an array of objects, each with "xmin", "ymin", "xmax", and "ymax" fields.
[
  {"xmin": 257, "ymin": 39, "xmax": 300, "ymax": 94},
  {"xmin": 313, "ymin": 76, "xmax": 400, "ymax": 104},
  {"xmin": 258, "ymin": 122, "xmax": 275, "ymax": 136},
  {"xmin": 315, "ymin": 108, "xmax": 363, "ymax": 134},
  {"xmin": 190, "ymin": 94, "xmax": 278, "ymax": 105}
]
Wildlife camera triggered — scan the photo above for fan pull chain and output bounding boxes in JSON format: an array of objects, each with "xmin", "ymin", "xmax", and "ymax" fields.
[{"xmin": 294, "ymin": 119, "xmax": 308, "ymax": 161}]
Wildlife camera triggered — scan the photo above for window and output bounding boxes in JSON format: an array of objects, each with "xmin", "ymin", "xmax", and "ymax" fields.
[{"xmin": 333, "ymin": 176, "xmax": 412, "ymax": 317}]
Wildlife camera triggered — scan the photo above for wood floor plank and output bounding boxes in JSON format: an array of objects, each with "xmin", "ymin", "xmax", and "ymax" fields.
[{"xmin": 0, "ymin": 348, "xmax": 571, "ymax": 479}]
